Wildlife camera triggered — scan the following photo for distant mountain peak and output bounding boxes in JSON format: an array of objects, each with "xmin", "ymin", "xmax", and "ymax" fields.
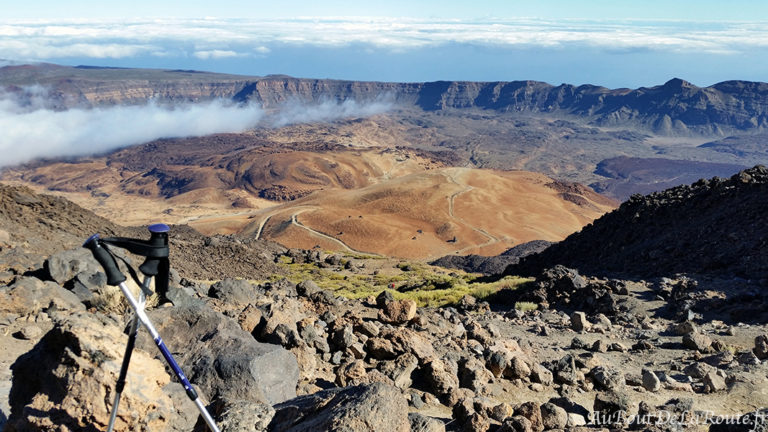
[{"xmin": 662, "ymin": 77, "xmax": 696, "ymax": 90}]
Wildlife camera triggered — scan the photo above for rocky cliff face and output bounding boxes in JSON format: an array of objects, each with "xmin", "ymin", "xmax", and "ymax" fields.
[{"xmin": 4, "ymin": 64, "xmax": 768, "ymax": 135}]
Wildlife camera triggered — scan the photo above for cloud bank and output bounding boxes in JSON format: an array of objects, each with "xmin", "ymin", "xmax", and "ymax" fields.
[
  {"xmin": 1, "ymin": 17, "xmax": 767, "ymax": 62},
  {"xmin": 270, "ymin": 97, "xmax": 393, "ymax": 127},
  {"xmin": 0, "ymin": 88, "xmax": 394, "ymax": 167}
]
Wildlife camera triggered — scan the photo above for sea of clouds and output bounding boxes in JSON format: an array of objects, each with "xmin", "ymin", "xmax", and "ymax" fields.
[{"xmin": 0, "ymin": 86, "xmax": 393, "ymax": 167}]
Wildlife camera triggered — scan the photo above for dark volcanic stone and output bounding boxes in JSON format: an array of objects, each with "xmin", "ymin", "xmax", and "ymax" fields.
[
  {"xmin": 137, "ymin": 304, "xmax": 299, "ymax": 405},
  {"xmin": 513, "ymin": 166, "xmax": 768, "ymax": 282},
  {"xmin": 429, "ymin": 240, "xmax": 552, "ymax": 275},
  {"xmin": 269, "ymin": 382, "xmax": 410, "ymax": 432}
]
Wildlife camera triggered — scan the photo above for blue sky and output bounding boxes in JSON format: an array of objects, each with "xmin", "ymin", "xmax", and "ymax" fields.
[{"xmin": 2, "ymin": 1, "xmax": 768, "ymax": 87}]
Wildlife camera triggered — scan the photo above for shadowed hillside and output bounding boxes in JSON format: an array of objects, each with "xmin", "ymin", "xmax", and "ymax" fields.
[{"xmin": 513, "ymin": 165, "xmax": 768, "ymax": 281}]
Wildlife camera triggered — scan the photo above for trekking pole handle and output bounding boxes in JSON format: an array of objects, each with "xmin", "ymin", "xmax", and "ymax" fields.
[{"xmin": 83, "ymin": 234, "xmax": 127, "ymax": 286}]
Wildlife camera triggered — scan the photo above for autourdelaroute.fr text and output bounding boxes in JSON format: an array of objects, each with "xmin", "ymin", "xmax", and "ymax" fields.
[{"xmin": 590, "ymin": 410, "xmax": 767, "ymax": 430}]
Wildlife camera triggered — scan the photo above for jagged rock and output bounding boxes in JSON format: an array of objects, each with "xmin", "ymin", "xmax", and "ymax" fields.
[
  {"xmin": 464, "ymin": 412, "xmax": 491, "ymax": 432},
  {"xmin": 754, "ymin": 334, "xmax": 768, "ymax": 360},
  {"xmin": 567, "ymin": 413, "xmax": 587, "ymax": 427},
  {"xmin": 671, "ymin": 321, "xmax": 697, "ymax": 336},
  {"xmin": 331, "ymin": 325, "xmax": 358, "ymax": 351},
  {"xmin": 515, "ymin": 401, "xmax": 544, "ymax": 432},
  {"xmin": 592, "ymin": 339, "xmax": 609, "ymax": 353},
  {"xmin": 642, "ymin": 369, "xmax": 661, "ymax": 392},
  {"xmin": 703, "ymin": 371, "xmax": 727, "ymax": 393},
  {"xmin": 487, "ymin": 350, "xmax": 509, "ymax": 378},
  {"xmin": 571, "ymin": 337, "xmax": 589, "ymax": 349},
  {"xmin": 459, "ymin": 357, "xmax": 494, "ymax": 392},
  {"xmin": 552, "ymin": 354, "xmax": 578, "ymax": 385},
  {"xmin": 291, "ymin": 345, "xmax": 318, "ymax": 382},
  {"xmin": 378, "ymin": 299, "xmax": 417, "ymax": 325},
  {"xmin": 296, "ymin": 280, "xmax": 320, "ymax": 297},
  {"xmin": 531, "ymin": 364, "xmax": 554, "ymax": 386},
  {"xmin": 499, "ymin": 416, "xmax": 534, "ymax": 432},
  {"xmin": 216, "ymin": 399, "xmax": 275, "ymax": 432},
  {"xmin": 208, "ymin": 278, "xmax": 262, "ymax": 306},
  {"xmin": 380, "ymin": 353, "xmax": 418, "ymax": 389},
  {"xmin": 269, "ymin": 382, "xmax": 410, "ymax": 432},
  {"xmin": 593, "ymin": 392, "xmax": 631, "ymax": 426},
  {"xmin": 570, "ymin": 312, "xmax": 590, "ymax": 332},
  {"xmin": 0, "ymin": 276, "xmax": 84, "ymax": 315},
  {"xmin": 366, "ymin": 337, "xmax": 399, "ymax": 360},
  {"xmin": 540, "ymin": 402, "xmax": 568, "ymax": 430},
  {"xmin": 408, "ymin": 413, "xmax": 445, "ymax": 432},
  {"xmin": 376, "ymin": 291, "xmax": 395, "ymax": 308},
  {"xmin": 238, "ymin": 304, "xmax": 264, "ymax": 334},
  {"xmin": 336, "ymin": 360, "xmax": 368, "ymax": 387},
  {"xmin": 590, "ymin": 366, "xmax": 625, "ymax": 391},
  {"xmin": 44, "ymin": 248, "xmax": 100, "ymax": 285},
  {"xmin": 356, "ymin": 321, "xmax": 380, "ymax": 338},
  {"xmin": 452, "ymin": 398, "xmax": 475, "ymax": 424},
  {"xmin": 422, "ymin": 359, "xmax": 460, "ymax": 402},
  {"xmin": 138, "ymin": 304, "xmax": 299, "ymax": 405},
  {"xmin": 7, "ymin": 312, "xmax": 184, "ymax": 431},
  {"xmin": 491, "ymin": 402, "xmax": 515, "ymax": 422},
  {"xmin": 682, "ymin": 332, "xmax": 712, "ymax": 352},
  {"xmin": 256, "ymin": 297, "xmax": 306, "ymax": 346},
  {"xmin": 16, "ymin": 325, "xmax": 42, "ymax": 340},
  {"xmin": 737, "ymin": 351, "xmax": 760, "ymax": 365},
  {"xmin": 465, "ymin": 321, "xmax": 493, "ymax": 345},
  {"xmin": 547, "ymin": 396, "xmax": 591, "ymax": 419},
  {"xmin": 505, "ymin": 355, "xmax": 532, "ymax": 380}
]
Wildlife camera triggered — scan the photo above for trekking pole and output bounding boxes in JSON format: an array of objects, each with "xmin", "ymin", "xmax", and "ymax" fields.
[
  {"xmin": 83, "ymin": 226, "xmax": 221, "ymax": 432},
  {"xmin": 106, "ymin": 281, "xmax": 146, "ymax": 432}
]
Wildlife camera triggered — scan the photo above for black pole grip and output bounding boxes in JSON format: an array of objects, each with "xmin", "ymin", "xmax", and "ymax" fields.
[{"xmin": 83, "ymin": 234, "xmax": 127, "ymax": 286}]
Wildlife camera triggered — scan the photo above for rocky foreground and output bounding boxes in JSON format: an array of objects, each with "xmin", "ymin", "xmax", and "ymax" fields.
[
  {"xmin": 1, "ymin": 172, "xmax": 768, "ymax": 431},
  {"xmin": 1, "ymin": 246, "xmax": 767, "ymax": 431}
]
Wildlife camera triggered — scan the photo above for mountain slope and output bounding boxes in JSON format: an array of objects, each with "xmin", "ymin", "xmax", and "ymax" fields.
[
  {"xmin": 240, "ymin": 168, "xmax": 616, "ymax": 260},
  {"xmin": 513, "ymin": 165, "xmax": 768, "ymax": 281}
]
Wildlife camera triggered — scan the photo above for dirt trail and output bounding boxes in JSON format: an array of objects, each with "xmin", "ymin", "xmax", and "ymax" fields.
[{"xmin": 444, "ymin": 168, "xmax": 502, "ymax": 255}]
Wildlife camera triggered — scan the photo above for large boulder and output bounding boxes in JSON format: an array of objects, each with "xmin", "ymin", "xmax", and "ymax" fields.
[
  {"xmin": 208, "ymin": 278, "xmax": 265, "ymax": 306},
  {"xmin": 269, "ymin": 382, "xmax": 410, "ymax": 432},
  {"xmin": 138, "ymin": 304, "xmax": 299, "ymax": 405},
  {"xmin": 6, "ymin": 312, "xmax": 192, "ymax": 432},
  {"xmin": 44, "ymin": 248, "xmax": 101, "ymax": 285},
  {"xmin": 0, "ymin": 277, "xmax": 84, "ymax": 315}
]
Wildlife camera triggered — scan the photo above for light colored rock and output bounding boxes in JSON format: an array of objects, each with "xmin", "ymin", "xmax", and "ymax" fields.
[
  {"xmin": 754, "ymin": 334, "xmax": 768, "ymax": 360},
  {"xmin": 0, "ymin": 277, "xmax": 84, "ymax": 315},
  {"xmin": 567, "ymin": 413, "xmax": 587, "ymax": 427},
  {"xmin": 570, "ymin": 312, "xmax": 590, "ymax": 332},
  {"xmin": 6, "ymin": 312, "xmax": 183, "ymax": 432},
  {"xmin": 703, "ymin": 371, "xmax": 727, "ymax": 393},
  {"xmin": 642, "ymin": 369, "xmax": 661, "ymax": 392},
  {"xmin": 378, "ymin": 299, "xmax": 417, "ymax": 325},
  {"xmin": 540, "ymin": 402, "xmax": 568, "ymax": 430},
  {"xmin": 18, "ymin": 325, "xmax": 42, "ymax": 340},
  {"xmin": 682, "ymin": 332, "xmax": 712, "ymax": 352}
]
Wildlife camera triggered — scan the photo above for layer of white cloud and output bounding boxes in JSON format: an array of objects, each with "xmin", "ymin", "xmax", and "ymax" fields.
[
  {"xmin": 0, "ymin": 87, "xmax": 395, "ymax": 167},
  {"xmin": 1, "ymin": 17, "xmax": 767, "ymax": 61},
  {"xmin": 0, "ymin": 89, "xmax": 263, "ymax": 167}
]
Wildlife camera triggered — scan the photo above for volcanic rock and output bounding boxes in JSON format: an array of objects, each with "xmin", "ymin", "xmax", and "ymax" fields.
[
  {"xmin": 269, "ymin": 382, "xmax": 410, "ymax": 432},
  {"xmin": 137, "ymin": 304, "xmax": 299, "ymax": 405},
  {"xmin": 6, "ymin": 312, "xmax": 184, "ymax": 431}
]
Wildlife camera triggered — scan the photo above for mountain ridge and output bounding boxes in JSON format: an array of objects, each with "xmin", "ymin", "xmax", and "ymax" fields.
[{"xmin": 4, "ymin": 63, "xmax": 768, "ymax": 135}]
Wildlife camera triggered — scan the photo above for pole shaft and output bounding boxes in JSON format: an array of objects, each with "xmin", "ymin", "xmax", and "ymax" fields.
[{"xmin": 116, "ymin": 282, "xmax": 221, "ymax": 432}]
